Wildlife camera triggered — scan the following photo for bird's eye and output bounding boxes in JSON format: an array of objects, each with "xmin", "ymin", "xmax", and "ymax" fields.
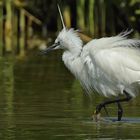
[
  {"xmin": 57, "ymin": 41, "xmax": 60, "ymax": 45},
  {"xmin": 56, "ymin": 40, "xmax": 61, "ymax": 46}
]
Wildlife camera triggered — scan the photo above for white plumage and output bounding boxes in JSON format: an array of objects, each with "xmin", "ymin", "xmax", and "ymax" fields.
[
  {"xmin": 43, "ymin": 5, "xmax": 140, "ymax": 121},
  {"xmin": 55, "ymin": 28, "xmax": 140, "ymax": 98}
]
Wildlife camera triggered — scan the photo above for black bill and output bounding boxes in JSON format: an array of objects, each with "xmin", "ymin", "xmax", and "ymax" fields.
[{"xmin": 40, "ymin": 42, "xmax": 59, "ymax": 55}]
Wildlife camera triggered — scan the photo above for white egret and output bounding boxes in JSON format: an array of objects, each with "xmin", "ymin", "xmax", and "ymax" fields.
[{"xmin": 42, "ymin": 5, "xmax": 140, "ymax": 121}]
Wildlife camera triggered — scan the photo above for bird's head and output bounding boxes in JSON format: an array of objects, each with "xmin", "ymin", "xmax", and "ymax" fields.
[{"xmin": 41, "ymin": 5, "xmax": 83, "ymax": 55}]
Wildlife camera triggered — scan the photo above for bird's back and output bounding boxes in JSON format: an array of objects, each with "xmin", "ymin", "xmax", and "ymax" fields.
[{"xmin": 82, "ymin": 31, "xmax": 140, "ymax": 97}]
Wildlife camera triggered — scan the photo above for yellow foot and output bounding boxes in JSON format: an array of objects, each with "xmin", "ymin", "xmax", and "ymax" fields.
[{"xmin": 93, "ymin": 110, "xmax": 101, "ymax": 122}]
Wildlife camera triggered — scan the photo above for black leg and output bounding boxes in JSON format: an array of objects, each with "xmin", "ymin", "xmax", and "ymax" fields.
[
  {"xmin": 95, "ymin": 90, "xmax": 132, "ymax": 121},
  {"xmin": 103, "ymin": 105, "xmax": 109, "ymax": 117},
  {"xmin": 117, "ymin": 102, "xmax": 123, "ymax": 121}
]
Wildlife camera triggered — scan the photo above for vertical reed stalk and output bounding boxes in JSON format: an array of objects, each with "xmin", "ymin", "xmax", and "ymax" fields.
[
  {"xmin": 63, "ymin": 5, "xmax": 71, "ymax": 28},
  {"xmin": 19, "ymin": 9, "xmax": 25, "ymax": 56},
  {"xmin": 0, "ymin": 0, "xmax": 3, "ymax": 56},
  {"xmin": 89, "ymin": 0, "xmax": 94, "ymax": 35},
  {"xmin": 5, "ymin": 0, "xmax": 12, "ymax": 52},
  {"xmin": 77, "ymin": 0, "xmax": 85, "ymax": 30}
]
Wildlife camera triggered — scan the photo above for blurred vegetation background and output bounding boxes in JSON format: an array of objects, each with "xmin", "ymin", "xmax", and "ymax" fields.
[
  {"xmin": 0, "ymin": 0, "xmax": 140, "ymax": 56},
  {"xmin": 25, "ymin": 0, "xmax": 140, "ymax": 34},
  {"xmin": 0, "ymin": 1, "xmax": 140, "ymax": 139}
]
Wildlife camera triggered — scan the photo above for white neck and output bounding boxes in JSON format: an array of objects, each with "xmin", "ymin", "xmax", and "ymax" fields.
[
  {"xmin": 62, "ymin": 50, "xmax": 82, "ymax": 76},
  {"xmin": 69, "ymin": 47, "xmax": 82, "ymax": 57},
  {"xmin": 62, "ymin": 49, "xmax": 92, "ymax": 93}
]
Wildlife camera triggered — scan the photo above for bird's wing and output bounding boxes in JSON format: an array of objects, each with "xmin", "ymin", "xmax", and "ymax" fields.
[
  {"xmin": 82, "ymin": 31, "xmax": 140, "ymax": 97},
  {"xmin": 84, "ymin": 30, "xmax": 140, "ymax": 53},
  {"xmin": 90, "ymin": 47, "xmax": 140, "ymax": 81}
]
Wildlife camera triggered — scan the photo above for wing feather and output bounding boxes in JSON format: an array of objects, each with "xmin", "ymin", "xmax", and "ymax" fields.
[{"xmin": 82, "ymin": 31, "xmax": 140, "ymax": 97}]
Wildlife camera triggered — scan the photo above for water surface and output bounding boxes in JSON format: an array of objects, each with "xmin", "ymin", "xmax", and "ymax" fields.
[{"xmin": 0, "ymin": 52, "xmax": 140, "ymax": 140}]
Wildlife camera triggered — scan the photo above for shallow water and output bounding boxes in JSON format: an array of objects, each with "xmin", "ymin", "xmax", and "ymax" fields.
[{"xmin": 0, "ymin": 52, "xmax": 140, "ymax": 140}]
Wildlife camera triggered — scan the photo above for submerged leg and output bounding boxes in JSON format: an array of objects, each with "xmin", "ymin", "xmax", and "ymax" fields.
[{"xmin": 94, "ymin": 90, "xmax": 132, "ymax": 121}]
